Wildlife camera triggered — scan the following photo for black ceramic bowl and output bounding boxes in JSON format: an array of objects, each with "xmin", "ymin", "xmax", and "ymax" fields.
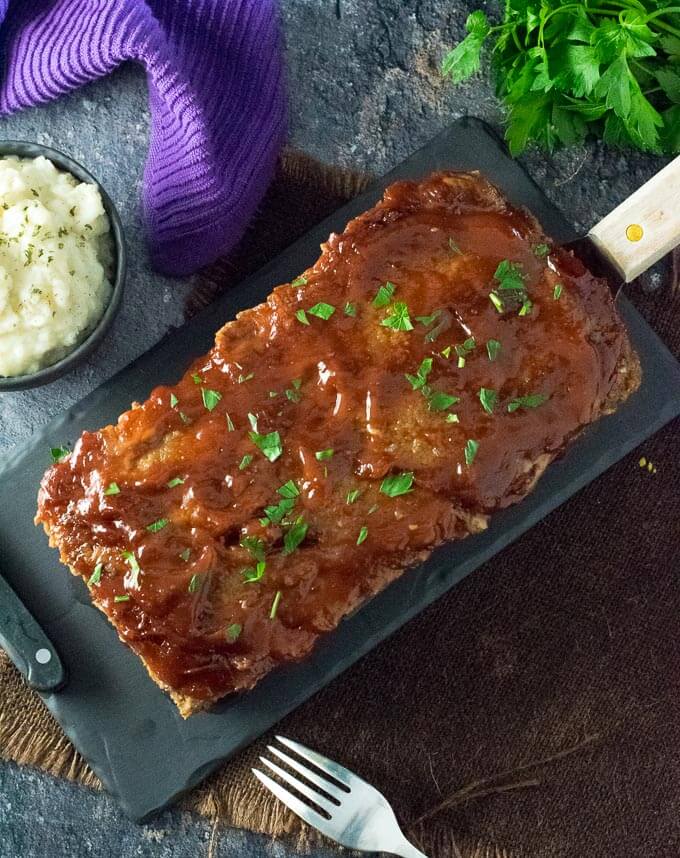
[{"xmin": 0, "ymin": 141, "xmax": 126, "ymax": 391}]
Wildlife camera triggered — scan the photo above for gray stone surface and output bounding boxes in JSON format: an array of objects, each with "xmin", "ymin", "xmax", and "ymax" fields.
[{"xmin": 0, "ymin": 0, "xmax": 669, "ymax": 856}]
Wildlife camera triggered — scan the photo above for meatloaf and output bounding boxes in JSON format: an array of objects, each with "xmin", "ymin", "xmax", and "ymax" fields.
[{"xmin": 36, "ymin": 172, "xmax": 640, "ymax": 717}]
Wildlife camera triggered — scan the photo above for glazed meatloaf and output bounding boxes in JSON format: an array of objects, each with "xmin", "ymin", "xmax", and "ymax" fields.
[{"xmin": 36, "ymin": 172, "xmax": 640, "ymax": 717}]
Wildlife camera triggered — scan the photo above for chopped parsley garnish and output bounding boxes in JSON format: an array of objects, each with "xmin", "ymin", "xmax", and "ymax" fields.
[
  {"xmin": 50, "ymin": 445, "xmax": 70, "ymax": 463},
  {"xmin": 315, "ymin": 449, "xmax": 334, "ymax": 461},
  {"xmin": 283, "ymin": 516, "xmax": 308, "ymax": 554},
  {"xmin": 179, "ymin": 548, "xmax": 191, "ymax": 562},
  {"xmin": 278, "ymin": 480, "xmax": 300, "ymax": 499},
  {"xmin": 346, "ymin": 488, "xmax": 361, "ymax": 504},
  {"xmin": 291, "ymin": 275, "xmax": 307, "ymax": 287},
  {"xmin": 427, "ymin": 391, "xmax": 459, "ymax": 412},
  {"xmin": 518, "ymin": 298, "xmax": 533, "ymax": 316},
  {"xmin": 243, "ymin": 561, "xmax": 266, "ymax": 583},
  {"xmin": 494, "ymin": 260, "xmax": 526, "ymax": 293},
  {"xmin": 285, "ymin": 378, "xmax": 302, "ymax": 402},
  {"xmin": 146, "ymin": 518, "xmax": 169, "ymax": 533},
  {"xmin": 226, "ymin": 413, "xmax": 235, "ymax": 431},
  {"xmin": 373, "ymin": 281, "xmax": 396, "ymax": 308},
  {"xmin": 448, "ymin": 236, "xmax": 462, "ymax": 254},
  {"xmin": 489, "ymin": 291, "xmax": 504, "ymax": 313},
  {"xmin": 226, "ymin": 623, "xmax": 242, "ymax": 642},
  {"xmin": 486, "ymin": 339, "xmax": 501, "ymax": 361},
  {"xmin": 464, "ymin": 439, "xmax": 479, "ymax": 466},
  {"xmin": 533, "ymin": 243, "xmax": 549, "ymax": 258},
  {"xmin": 380, "ymin": 472, "xmax": 414, "ymax": 497},
  {"xmin": 201, "ymin": 388, "xmax": 222, "ymax": 412},
  {"xmin": 248, "ymin": 412, "xmax": 259, "ymax": 431},
  {"xmin": 237, "ymin": 372, "xmax": 254, "ymax": 384},
  {"xmin": 241, "ymin": 536, "xmax": 266, "ymax": 562},
  {"xmin": 344, "ymin": 302, "xmax": 357, "ymax": 317},
  {"xmin": 249, "ymin": 428, "xmax": 283, "ymax": 462},
  {"xmin": 455, "ymin": 336, "xmax": 476, "ymax": 367},
  {"xmin": 170, "ymin": 393, "xmax": 179, "ymax": 408},
  {"xmin": 446, "ymin": 413, "xmax": 460, "ymax": 423},
  {"xmin": 295, "ymin": 308, "xmax": 310, "ymax": 325},
  {"xmin": 441, "ymin": 345, "xmax": 452, "ymax": 359},
  {"xmin": 114, "ymin": 595, "xmax": 130, "ymax": 603},
  {"xmin": 167, "ymin": 476, "xmax": 184, "ymax": 488},
  {"xmin": 553, "ymin": 284, "xmax": 563, "ymax": 300},
  {"xmin": 179, "ymin": 411, "xmax": 191, "ymax": 424},
  {"xmin": 188, "ymin": 574, "xmax": 200, "ymax": 594},
  {"xmin": 478, "ymin": 387, "xmax": 498, "ymax": 414},
  {"xmin": 239, "ymin": 453, "xmax": 253, "ymax": 471},
  {"xmin": 507, "ymin": 393, "xmax": 549, "ymax": 412},
  {"xmin": 356, "ymin": 526, "xmax": 368, "ymax": 545},
  {"xmin": 121, "ymin": 551, "xmax": 141, "ymax": 588},
  {"xmin": 269, "ymin": 391, "xmax": 278, "ymax": 398},
  {"xmin": 368, "ymin": 504, "xmax": 378, "ymax": 515},
  {"xmin": 308, "ymin": 302, "xmax": 335, "ymax": 320},
  {"xmin": 88, "ymin": 564, "xmax": 102, "ymax": 587},
  {"xmin": 415, "ymin": 310, "xmax": 442, "ymax": 327},
  {"xmin": 104, "ymin": 482, "xmax": 120, "ymax": 496},
  {"xmin": 381, "ymin": 301, "xmax": 413, "ymax": 332},
  {"xmin": 270, "ymin": 590, "xmax": 282, "ymax": 620},
  {"xmin": 405, "ymin": 357, "xmax": 432, "ymax": 391},
  {"xmin": 191, "ymin": 373, "xmax": 202, "ymax": 384},
  {"xmin": 405, "ymin": 357, "xmax": 458, "ymax": 415},
  {"xmin": 261, "ymin": 497, "xmax": 295, "ymax": 526}
]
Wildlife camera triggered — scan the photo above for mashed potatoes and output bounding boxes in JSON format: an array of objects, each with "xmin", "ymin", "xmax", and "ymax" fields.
[{"xmin": 0, "ymin": 155, "xmax": 113, "ymax": 377}]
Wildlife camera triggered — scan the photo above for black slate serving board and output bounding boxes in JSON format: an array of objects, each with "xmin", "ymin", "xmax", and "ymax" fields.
[{"xmin": 1, "ymin": 118, "xmax": 679, "ymax": 821}]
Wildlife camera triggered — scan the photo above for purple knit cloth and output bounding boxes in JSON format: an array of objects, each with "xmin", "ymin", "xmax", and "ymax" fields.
[{"xmin": 0, "ymin": 0, "xmax": 286, "ymax": 276}]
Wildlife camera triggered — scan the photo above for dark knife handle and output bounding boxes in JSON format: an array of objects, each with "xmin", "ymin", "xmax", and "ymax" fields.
[{"xmin": 0, "ymin": 574, "xmax": 66, "ymax": 692}]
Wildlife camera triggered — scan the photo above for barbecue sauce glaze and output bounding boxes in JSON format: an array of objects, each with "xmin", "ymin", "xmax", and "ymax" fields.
[{"xmin": 37, "ymin": 173, "xmax": 637, "ymax": 708}]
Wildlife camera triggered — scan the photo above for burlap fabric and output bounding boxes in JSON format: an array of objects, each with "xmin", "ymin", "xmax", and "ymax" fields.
[{"xmin": 1, "ymin": 152, "xmax": 679, "ymax": 858}]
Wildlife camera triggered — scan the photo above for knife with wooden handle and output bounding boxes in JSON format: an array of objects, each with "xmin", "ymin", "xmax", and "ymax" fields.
[
  {"xmin": 566, "ymin": 155, "xmax": 680, "ymax": 296},
  {"xmin": 0, "ymin": 574, "xmax": 66, "ymax": 692}
]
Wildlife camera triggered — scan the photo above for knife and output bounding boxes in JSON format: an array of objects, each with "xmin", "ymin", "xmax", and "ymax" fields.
[
  {"xmin": 0, "ymin": 573, "xmax": 66, "ymax": 692},
  {"xmin": 565, "ymin": 155, "xmax": 680, "ymax": 298}
]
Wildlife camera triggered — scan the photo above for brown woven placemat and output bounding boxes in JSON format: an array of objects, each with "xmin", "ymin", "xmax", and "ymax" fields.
[{"xmin": 1, "ymin": 152, "xmax": 679, "ymax": 858}]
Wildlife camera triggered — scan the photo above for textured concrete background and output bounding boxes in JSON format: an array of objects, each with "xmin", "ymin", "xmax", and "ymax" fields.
[{"xmin": 0, "ymin": 1, "xmax": 669, "ymax": 856}]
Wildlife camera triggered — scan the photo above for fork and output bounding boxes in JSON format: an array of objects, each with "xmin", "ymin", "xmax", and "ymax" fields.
[{"xmin": 252, "ymin": 735, "xmax": 429, "ymax": 857}]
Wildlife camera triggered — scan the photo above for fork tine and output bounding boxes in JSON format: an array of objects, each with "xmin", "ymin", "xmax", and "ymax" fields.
[
  {"xmin": 259, "ymin": 757, "xmax": 338, "ymax": 815},
  {"xmin": 275, "ymin": 735, "xmax": 354, "ymax": 789},
  {"xmin": 252, "ymin": 768, "xmax": 330, "ymax": 829},
  {"xmin": 267, "ymin": 745, "xmax": 348, "ymax": 801}
]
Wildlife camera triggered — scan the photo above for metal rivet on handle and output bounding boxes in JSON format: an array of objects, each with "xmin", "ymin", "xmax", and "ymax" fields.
[
  {"xmin": 626, "ymin": 223, "xmax": 644, "ymax": 242},
  {"xmin": 35, "ymin": 648, "xmax": 52, "ymax": 665}
]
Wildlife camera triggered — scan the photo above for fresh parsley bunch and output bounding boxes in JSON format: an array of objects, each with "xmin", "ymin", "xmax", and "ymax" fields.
[{"xmin": 443, "ymin": 1, "xmax": 680, "ymax": 155}]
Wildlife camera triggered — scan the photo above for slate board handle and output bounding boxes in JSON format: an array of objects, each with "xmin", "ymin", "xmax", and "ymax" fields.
[{"xmin": 0, "ymin": 574, "xmax": 66, "ymax": 692}]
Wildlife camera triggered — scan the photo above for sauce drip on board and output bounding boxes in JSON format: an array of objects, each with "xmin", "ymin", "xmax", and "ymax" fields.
[{"xmin": 36, "ymin": 173, "xmax": 638, "ymax": 711}]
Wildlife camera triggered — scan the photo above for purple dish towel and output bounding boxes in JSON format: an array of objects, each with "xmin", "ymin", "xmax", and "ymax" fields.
[{"xmin": 0, "ymin": 0, "xmax": 286, "ymax": 277}]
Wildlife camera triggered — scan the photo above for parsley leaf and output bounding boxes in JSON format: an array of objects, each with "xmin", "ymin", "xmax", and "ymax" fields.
[
  {"xmin": 283, "ymin": 516, "xmax": 308, "ymax": 554},
  {"xmin": 307, "ymin": 302, "xmax": 336, "ymax": 320},
  {"xmin": 344, "ymin": 301, "xmax": 357, "ymax": 317},
  {"xmin": 291, "ymin": 275, "xmax": 307, "ymax": 287},
  {"xmin": 315, "ymin": 448, "xmax": 334, "ymax": 461},
  {"xmin": 88, "ymin": 564, "xmax": 103, "ymax": 587},
  {"xmin": 296, "ymin": 309, "xmax": 310, "ymax": 325},
  {"xmin": 486, "ymin": 339, "xmax": 501, "ymax": 361},
  {"xmin": 373, "ymin": 281, "xmax": 396, "ymax": 308},
  {"xmin": 381, "ymin": 301, "xmax": 413, "ymax": 331},
  {"xmin": 243, "ymin": 561, "xmax": 266, "ymax": 583},
  {"xmin": 249, "ymin": 428, "xmax": 283, "ymax": 462},
  {"xmin": 167, "ymin": 476, "xmax": 184, "ymax": 488},
  {"xmin": 508, "ymin": 393, "xmax": 549, "ymax": 412},
  {"xmin": 278, "ymin": 480, "xmax": 300, "ymax": 499},
  {"xmin": 104, "ymin": 482, "xmax": 120, "ymax": 496},
  {"xmin": 51, "ymin": 445, "xmax": 70, "ymax": 463},
  {"xmin": 346, "ymin": 488, "xmax": 361, "ymax": 504},
  {"xmin": 146, "ymin": 518, "xmax": 169, "ymax": 533},
  {"xmin": 201, "ymin": 388, "xmax": 222, "ymax": 412},
  {"xmin": 442, "ymin": 10, "xmax": 491, "ymax": 84},
  {"xmin": 270, "ymin": 590, "xmax": 282, "ymax": 620},
  {"xmin": 226, "ymin": 623, "xmax": 242, "ymax": 641},
  {"xmin": 478, "ymin": 387, "xmax": 498, "ymax": 414},
  {"xmin": 380, "ymin": 472, "xmax": 414, "ymax": 497},
  {"xmin": 464, "ymin": 439, "xmax": 479, "ymax": 466},
  {"xmin": 356, "ymin": 525, "xmax": 369, "ymax": 545}
]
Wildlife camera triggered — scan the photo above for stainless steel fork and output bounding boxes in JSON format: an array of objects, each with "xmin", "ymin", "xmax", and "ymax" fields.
[{"xmin": 252, "ymin": 735, "xmax": 429, "ymax": 857}]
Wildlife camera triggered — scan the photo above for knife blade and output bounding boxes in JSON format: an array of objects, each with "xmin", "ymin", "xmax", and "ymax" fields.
[
  {"xmin": 0, "ymin": 573, "xmax": 66, "ymax": 692},
  {"xmin": 565, "ymin": 155, "xmax": 680, "ymax": 298}
]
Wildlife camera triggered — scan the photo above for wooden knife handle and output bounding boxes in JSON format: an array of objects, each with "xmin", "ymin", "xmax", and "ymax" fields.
[
  {"xmin": 0, "ymin": 574, "xmax": 66, "ymax": 692},
  {"xmin": 587, "ymin": 155, "xmax": 680, "ymax": 283}
]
